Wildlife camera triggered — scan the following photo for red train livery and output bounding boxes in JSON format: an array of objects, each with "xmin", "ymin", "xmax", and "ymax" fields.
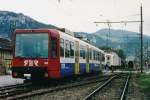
[{"xmin": 12, "ymin": 29, "xmax": 105, "ymax": 80}]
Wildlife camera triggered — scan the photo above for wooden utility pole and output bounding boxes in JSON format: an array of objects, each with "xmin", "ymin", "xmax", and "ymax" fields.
[{"xmin": 140, "ymin": 4, "xmax": 143, "ymax": 73}]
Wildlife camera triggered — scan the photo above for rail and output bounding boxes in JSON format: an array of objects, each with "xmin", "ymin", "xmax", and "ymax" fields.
[
  {"xmin": 120, "ymin": 73, "xmax": 130, "ymax": 100},
  {"xmin": 5, "ymin": 75, "xmax": 114, "ymax": 100},
  {"xmin": 83, "ymin": 75, "xmax": 118, "ymax": 100}
]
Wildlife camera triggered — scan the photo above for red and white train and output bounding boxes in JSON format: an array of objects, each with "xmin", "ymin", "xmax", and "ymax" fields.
[{"xmin": 11, "ymin": 29, "xmax": 105, "ymax": 80}]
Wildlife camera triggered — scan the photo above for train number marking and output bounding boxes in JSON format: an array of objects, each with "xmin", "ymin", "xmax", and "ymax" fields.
[
  {"xmin": 34, "ymin": 60, "xmax": 38, "ymax": 66},
  {"xmin": 24, "ymin": 60, "xmax": 38, "ymax": 66},
  {"xmin": 24, "ymin": 60, "xmax": 28, "ymax": 66}
]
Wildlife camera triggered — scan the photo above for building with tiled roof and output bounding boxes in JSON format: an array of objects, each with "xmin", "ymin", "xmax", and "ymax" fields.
[{"xmin": 0, "ymin": 37, "xmax": 12, "ymax": 74}]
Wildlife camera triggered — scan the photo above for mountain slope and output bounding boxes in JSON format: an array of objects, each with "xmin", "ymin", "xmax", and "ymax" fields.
[
  {"xmin": 0, "ymin": 11, "xmax": 57, "ymax": 38},
  {"xmin": 0, "ymin": 11, "xmax": 150, "ymax": 58},
  {"xmin": 75, "ymin": 29, "xmax": 150, "ymax": 57}
]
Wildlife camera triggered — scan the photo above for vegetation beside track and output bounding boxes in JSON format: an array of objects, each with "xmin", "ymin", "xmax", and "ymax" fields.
[{"xmin": 136, "ymin": 73, "xmax": 150, "ymax": 99}]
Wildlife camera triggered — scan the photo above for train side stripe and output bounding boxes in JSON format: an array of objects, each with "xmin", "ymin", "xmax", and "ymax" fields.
[
  {"xmin": 86, "ymin": 63, "xmax": 90, "ymax": 73},
  {"xmin": 75, "ymin": 63, "xmax": 79, "ymax": 75}
]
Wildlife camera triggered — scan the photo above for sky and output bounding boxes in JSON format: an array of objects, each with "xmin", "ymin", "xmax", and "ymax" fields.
[{"xmin": 0, "ymin": 0, "xmax": 149, "ymax": 35}]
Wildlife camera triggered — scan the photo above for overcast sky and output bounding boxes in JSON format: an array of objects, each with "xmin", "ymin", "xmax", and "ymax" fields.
[{"xmin": 0, "ymin": 0, "xmax": 149, "ymax": 35}]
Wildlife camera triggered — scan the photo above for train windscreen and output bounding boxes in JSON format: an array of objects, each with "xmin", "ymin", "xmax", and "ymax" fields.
[{"xmin": 15, "ymin": 33, "xmax": 48, "ymax": 58}]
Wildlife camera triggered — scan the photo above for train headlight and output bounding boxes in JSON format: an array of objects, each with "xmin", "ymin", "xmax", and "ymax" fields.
[
  {"xmin": 44, "ymin": 73, "xmax": 48, "ymax": 77},
  {"xmin": 13, "ymin": 72, "xmax": 18, "ymax": 77}
]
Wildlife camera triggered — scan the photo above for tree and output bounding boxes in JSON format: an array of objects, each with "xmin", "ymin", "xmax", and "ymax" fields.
[{"xmin": 115, "ymin": 49, "xmax": 126, "ymax": 60}]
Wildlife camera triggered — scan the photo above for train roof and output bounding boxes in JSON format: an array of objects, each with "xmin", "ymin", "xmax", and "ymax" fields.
[{"xmin": 58, "ymin": 30, "xmax": 104, "ymax": 53}]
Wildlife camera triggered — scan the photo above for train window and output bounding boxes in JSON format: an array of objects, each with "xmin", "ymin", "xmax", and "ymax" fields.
[
  {"xmin": 15, "ymin": 33, "xmax": 48, "ymax": 58},
  {"xmin": 70, "ymin": 42, "xmax": 74, "ymax": 58},
  {"xmin": 80, "ymin": 45, "xmax": 85, "ymax": 59},
  {"xmin": 107, "ymin": 56, "xmax": 110, "ymax": 60},
  {"xmin": 80, "ymin": 46, "xmax": 82, "ymax": 58},
  {"xmin": 94, "ymin": 50, "xmax": 97, "ymax": 61},
  {"xmin": 60, "ymin": 38, "xmax": 64, "ymax": 57},
  {"xmin": 99, "ymin": 53, "xmax": 102, "ymax": 61},
  {"xmin": 95, "ymin": 51, "xmax": 97, "ymax": 60},
  {"xmin": 97, "ymin": 52, "xmax": 99, "ymax": 61},
  {"xmin": 96, "ymin": 51, "xmax": 98, "ymax": 61},
  {"xmin": 80, "ymin": 45, "xmax": 83, "ymax": 59},
  {"xmin": 102, "ymin": 54, "xmax": 105, "ymax": 61},
  {"xmin": 90, "ymin": 48, "xmax": 93, "ymax": 60},
  {"xmin": 86, "ymin": 47, "xmax": 89, "ymax": 59},
  {"xmin": 99, "ymin": 53, "xmax": 101, "ymax": 61},
  {"xmin": 98, "ymin": 52, "xmax": 100, "ymax": 61},
  {"xmin": 83, "ymin": 47, "xmax": 85, "ymax": 59},
  {"xmin": 92, "ymin": 50, "xmax": 94, "ymax": 60},
  {"xmin": 51, "ymin": 38, "xmax": 57, "ymax": 58},
  {"xmin": 93, "ymin": 50, "xmax": 95, "ymax": 60},
  {"xmin": 65, "ymin": 40, "xmax": 70, "ymax": 57},
  {"xmin": 100, "ymin": 53, "xmax": 105, "ymax": 61},
  {"xmin": 89, "ymin": 49, "xmax": 91, "ymax": 60}
]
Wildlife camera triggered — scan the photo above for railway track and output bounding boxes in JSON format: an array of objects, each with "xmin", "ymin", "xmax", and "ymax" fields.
[
  {"xmin": 0, "ymin": 74, "xmax": 116, "ymax": 100},
  {"xmin": 120, "ymin": 73, "xmax": 130, "ymax": 100},
  {"xmin": 83, "ymin": 73, "xmax": 131, "ymax": 100},
  {"xmin": 0, "ymin": 83, "xmax": 32, "ymax": 99},
  {"xmin": 0, "ymin": 83, "xmax": 31, "ymax": 91}
]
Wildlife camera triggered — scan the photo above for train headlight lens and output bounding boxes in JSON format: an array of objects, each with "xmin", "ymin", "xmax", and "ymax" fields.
[
  {"xmin": 13, "ymin": 72, "xmax": 18, "ymax": 77},
  {"xmin": 44, "ymin": 73, "xmax": 48, "ymax": 77}
]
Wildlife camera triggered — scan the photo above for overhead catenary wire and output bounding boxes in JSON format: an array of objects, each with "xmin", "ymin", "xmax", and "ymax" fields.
[{"xmin": 94, "ymin": 20, "xmax": 142, "ymax": 24}]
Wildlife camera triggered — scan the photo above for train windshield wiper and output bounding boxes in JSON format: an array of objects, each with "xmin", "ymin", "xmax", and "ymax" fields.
[{"xmin": 15, "ymin": 56, "xmax": 23, "ymax": 58}]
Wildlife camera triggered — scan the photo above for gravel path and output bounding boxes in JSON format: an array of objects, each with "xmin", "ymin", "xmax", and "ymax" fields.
[
  {"xmin": 94, "ymin": 76, "xmax": 126, "ymax": 100},
  {"xmin": 28, "ymin": 81, "xmax": 104, "ymax": 100}
]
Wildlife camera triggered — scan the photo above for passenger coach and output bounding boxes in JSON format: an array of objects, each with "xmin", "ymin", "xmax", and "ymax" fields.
[{"xmin": 12, "ymin": 29, "xmax": 105, "ymax": 80}]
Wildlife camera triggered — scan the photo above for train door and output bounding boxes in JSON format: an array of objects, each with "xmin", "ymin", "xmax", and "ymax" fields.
[
  {"xmin": 86, "ymin": 45, "xmax": 90, "ymax": 73},
  {"xmin": 48, "ymin": 31, "xmax": 60, "ymax": 78},
  {"xmin": 75, "ymin": 41, "xmax": 79, "ymax": 75}
]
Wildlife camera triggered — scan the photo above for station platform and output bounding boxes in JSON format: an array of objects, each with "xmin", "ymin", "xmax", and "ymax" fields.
[{"xmin": 0, "ymin": 75, "xmax": 24, "ymax": 87}]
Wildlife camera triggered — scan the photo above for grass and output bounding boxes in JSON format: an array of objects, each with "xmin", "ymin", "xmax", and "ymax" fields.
[{"xmin": 136, "ymin": 73, "xmax": 150, "ymax": 93}]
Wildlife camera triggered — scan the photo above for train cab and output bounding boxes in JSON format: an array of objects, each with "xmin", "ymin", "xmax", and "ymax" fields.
[{"xmin": 12, "ymin": 29, "xmax": 61, "ymax": 79}]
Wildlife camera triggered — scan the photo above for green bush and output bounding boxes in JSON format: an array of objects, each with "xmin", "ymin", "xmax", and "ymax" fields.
[{"xmin": 136, "ymin": 74, "xmax": 150, "ymax": 92}]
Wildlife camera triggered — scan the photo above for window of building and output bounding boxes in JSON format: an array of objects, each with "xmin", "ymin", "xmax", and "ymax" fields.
[{"xmin": 60, "ymin": 38, "xmax": 64, "ymax": 57}]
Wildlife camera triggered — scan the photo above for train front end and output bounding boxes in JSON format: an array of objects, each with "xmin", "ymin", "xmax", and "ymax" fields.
[{"xmin": 12, "ymin": 29, "xmax": 60, "ymax": 80}]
